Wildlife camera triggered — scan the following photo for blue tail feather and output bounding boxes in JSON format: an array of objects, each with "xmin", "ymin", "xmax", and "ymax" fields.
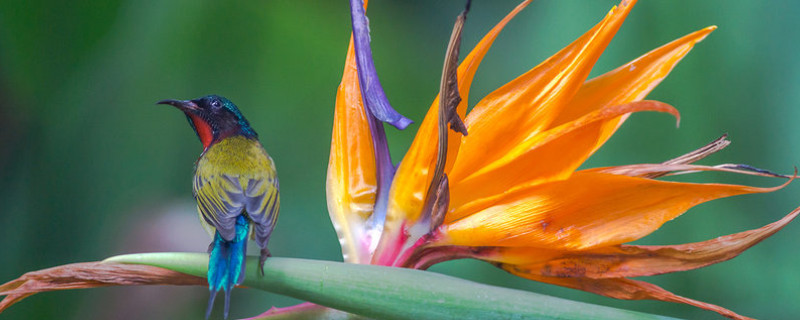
[{"xmin": 206, "ymin": 215, "xmax": 249, "ymax": 320}]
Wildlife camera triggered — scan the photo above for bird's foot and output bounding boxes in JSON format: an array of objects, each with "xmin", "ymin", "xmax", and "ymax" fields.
[{"xmin": 259, "ymin": 248, "xmax": 271, "ymax": 277}]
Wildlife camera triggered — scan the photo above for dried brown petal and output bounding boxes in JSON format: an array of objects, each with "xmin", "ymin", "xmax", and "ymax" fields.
[
  {"xmin": 592, "ymin": 134, "xmax": 791, "ymax": 179},
  {"xmin": 421, "ymin": 1, "xmax": 471, "ymax": 233},
  {"xmin": 497, "ymin": 269, "xmax": 754, "ymax": 320},
  {"xmin": 592, "ymin": 163, "xmax": 790, "ymax": 179},
  {"xmin": 0, "ymin": 261, "xmax": 203, "ymax": 313},
  {"xmin": 651, "ymin": 134, "xmax": 730, "ymax": 176}
]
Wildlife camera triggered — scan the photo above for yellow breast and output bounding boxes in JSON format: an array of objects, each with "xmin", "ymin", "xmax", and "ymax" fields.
[{"xmin": 196, "ymin": 135, "xmax": 276, "ymax": 178}]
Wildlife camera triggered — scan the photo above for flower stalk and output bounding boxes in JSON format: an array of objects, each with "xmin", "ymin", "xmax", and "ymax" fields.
[{"xmin": 1, "ymin": 252, "xmax": 685, "ymax": 320}]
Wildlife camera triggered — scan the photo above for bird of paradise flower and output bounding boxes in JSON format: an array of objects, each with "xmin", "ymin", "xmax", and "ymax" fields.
[{"xmin": 328, "ymin": 0, "xmax": 796, "ymax": 319}]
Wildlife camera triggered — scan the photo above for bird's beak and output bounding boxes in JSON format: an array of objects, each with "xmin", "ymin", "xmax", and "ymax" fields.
[{"xmin": 156, "ymin": 99, "xmax": 199, "ymax": 111}]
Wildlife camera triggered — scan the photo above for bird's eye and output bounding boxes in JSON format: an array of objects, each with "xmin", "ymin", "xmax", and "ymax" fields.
[{"xmin": 211, "ymin": 99, "xmax": 222, "ymax": 109}]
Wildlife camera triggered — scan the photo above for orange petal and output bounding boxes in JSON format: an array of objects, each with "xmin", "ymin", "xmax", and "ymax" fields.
[
  {"xmin": 450, "ymin": 0, "xmax": 636, "ymax": 185},
  {"xmin": 438, "ymin": 171, "xmax": 786, "ymax": 250},
  {"xmin": 327, "ymin": 36, "xmax": 378, "ymax": 264},
  {"xmin": 548, "ymin": 26, "xmax": 715, "ymax": 162},
  {"xmin": 485, "ymin": 205, "xmax": 800, "ymax": 277},
  {"xmin": 499, "ymin": 267, "xmax": 754, "ymax": 320},
  {"xmin": 384, "ymin": 1, "xmax": 532, "ymax": 225},
  {"xmin": 447, "ymin": 100, "xmax": 678, "ymax": 222},
  {"xmin": 551, "ymin": 26, "xmax": 715, "ymax": 128}
]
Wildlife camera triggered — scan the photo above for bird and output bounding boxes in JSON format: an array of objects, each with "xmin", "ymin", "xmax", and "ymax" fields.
[{"xmin": 157, "ymin": 95, "xmax": 279, "ymax": 319}]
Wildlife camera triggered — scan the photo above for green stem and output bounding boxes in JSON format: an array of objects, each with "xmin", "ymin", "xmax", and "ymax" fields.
[{"xmin": 106, "ymin": 252, "xmax": 679, "ymax": 320}]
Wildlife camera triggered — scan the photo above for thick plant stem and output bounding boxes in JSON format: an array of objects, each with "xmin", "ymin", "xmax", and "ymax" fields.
[{"xmin": 107, "ymin": 252, "xmax": 679, "ymax": 320}]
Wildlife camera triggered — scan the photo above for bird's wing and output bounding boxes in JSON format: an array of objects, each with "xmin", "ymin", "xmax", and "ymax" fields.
[
  {"xmin": 194, "ymin": 168, "xmax": 279, "ymax": 246},
  {"xmin": 194, "ymin": 172, "xmax": 248, "ymax": 242},
  {"xmin": 243, "ymin": 166, "xmax": 280, "ymax": 249}
]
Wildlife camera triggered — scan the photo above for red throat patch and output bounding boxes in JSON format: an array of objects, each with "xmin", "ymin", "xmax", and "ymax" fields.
[{"xmin": 188, "ymin": 114, "xmax": 213, "ymax": 149}]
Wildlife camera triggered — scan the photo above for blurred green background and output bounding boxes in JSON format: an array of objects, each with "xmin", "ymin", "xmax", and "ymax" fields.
[{"xmin": 1, "ymin": 1, "xmax": 798, "ymax": 319}]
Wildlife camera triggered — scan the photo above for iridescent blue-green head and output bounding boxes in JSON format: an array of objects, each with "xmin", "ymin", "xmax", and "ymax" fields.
[{"xmin": 158, "ymin": 95, "xmax": 257, "ymax": 150}]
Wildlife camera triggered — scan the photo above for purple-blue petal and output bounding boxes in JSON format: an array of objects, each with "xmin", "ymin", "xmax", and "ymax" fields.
[
  {"xmin": 349, "ymin": 0, "xmax": 413, "ymax": 130},
  {"xmin": 365, "ymin": 118, "xmax": 393, "ymax": 232}
]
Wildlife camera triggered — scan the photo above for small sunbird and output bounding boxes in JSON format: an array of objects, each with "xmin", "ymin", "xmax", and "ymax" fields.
[{"xmin": 158, "ymin": 95, "xmax": 279, "ymax": 319}]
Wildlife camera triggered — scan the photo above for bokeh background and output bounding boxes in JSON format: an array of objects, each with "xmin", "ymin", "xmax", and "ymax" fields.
[{"xmin": 1, "ymin": 1, "xmax": 798, "ymax": 319}]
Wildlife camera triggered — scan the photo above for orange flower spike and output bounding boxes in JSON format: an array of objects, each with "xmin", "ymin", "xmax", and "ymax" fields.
[
  {"xmin": 446, "ymin": 100, "xmax": 680, "ymax": 222},
  {"xmin": 437, "ymin": 171, "xmax": 788, "ymax": 250},
  {"xmin": 552, "ymin": 26, "xmax": 717, "ymax": 157},
  {"xmin": 448, "ymin": 26, "xmax": 716, "ymax": 213},
  {"xmin": 553, "ymin": 26, "xmax": 715, "ymax": 128},
  {"xmin": 326, "ymin": 36, "xmax": 378, "ymax": 264},
  {"xmin": 449, "ymin": 0, "xmax": 635, "ymax": 185},
  {"xmin": 385, "ymin": 0, "xmax": 532, "ymax": 225}
]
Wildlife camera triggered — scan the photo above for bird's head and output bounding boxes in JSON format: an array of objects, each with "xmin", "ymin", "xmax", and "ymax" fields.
[{"xmin": 158, "ymin": 95, "xmax": 257, "ymax": 150}]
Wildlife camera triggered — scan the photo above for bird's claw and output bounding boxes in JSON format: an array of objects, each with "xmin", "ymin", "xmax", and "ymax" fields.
[{"xmin": 259, "ymin": 248, "xmax": 271, "ymax": 277}]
